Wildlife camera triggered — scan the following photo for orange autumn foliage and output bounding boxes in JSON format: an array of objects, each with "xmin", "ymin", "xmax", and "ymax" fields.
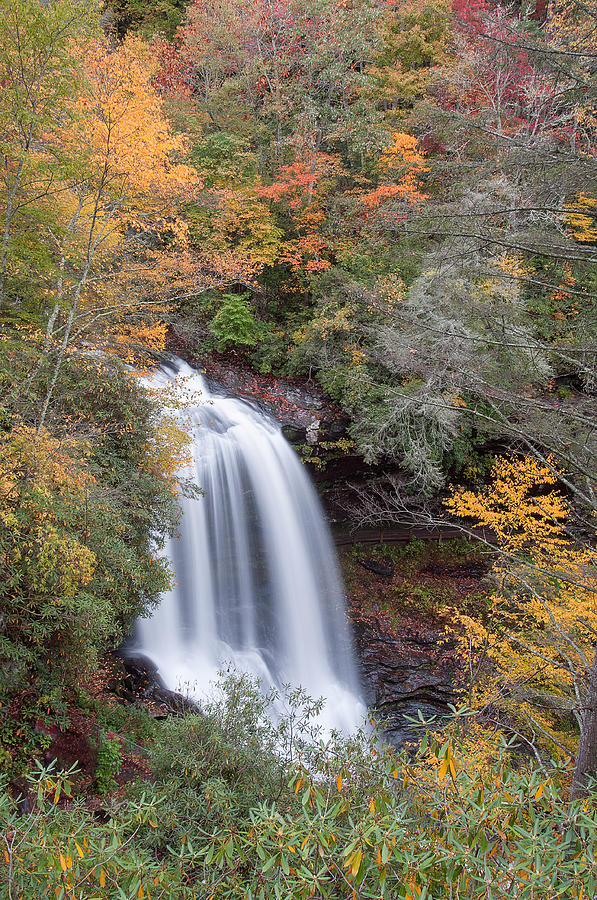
[
  {"xmin": 49, "ymin": 37, "xmax": 265, "ymax": 365},
  {"xmin": 78, "ymin": 36, "xmax": 199, "ymax": 206},
  {"xmin": 260, "ymin": 153, "xmax": 346, "ymax": 273},
  {"xmin": 565, "ymin": 193, "xmax": 597, "ymax": 243},
  {"xmin": 379, "ymin": 131, "xmax": 430, "ymax": 175},
  {"xmin": 39, "ymin": 36, "xmax": 203, "ymax": 366},
  {"xmin": 361, "ymin": 132, "xmax": 429, "ymax": 214}
]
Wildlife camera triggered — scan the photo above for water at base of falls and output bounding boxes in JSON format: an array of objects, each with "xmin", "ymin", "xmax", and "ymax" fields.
[{"xmin": 133, "ymin": 355, "xmax": 366, "ymax": 736}]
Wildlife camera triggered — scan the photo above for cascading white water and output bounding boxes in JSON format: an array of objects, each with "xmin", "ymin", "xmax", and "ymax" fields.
[{"xmin": 134, "ymin": 355, "xmax": 365, "ymax": 735}]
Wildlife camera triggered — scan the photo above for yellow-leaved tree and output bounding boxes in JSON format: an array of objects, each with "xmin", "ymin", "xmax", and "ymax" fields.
[
  {"xmin": 445, "ymin": 456, "xmax": 597, "ymax": 796},
  {"xmin": 34, "ymin": 34, "xmax": 200, "ymax": 427}
]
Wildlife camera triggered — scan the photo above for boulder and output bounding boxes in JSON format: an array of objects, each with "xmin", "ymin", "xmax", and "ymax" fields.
[{"xmin": 116, "ymin": 653, "xmax": 202, "ymax": 718}]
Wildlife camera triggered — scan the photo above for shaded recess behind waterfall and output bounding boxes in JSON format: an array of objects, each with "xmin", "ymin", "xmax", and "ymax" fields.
[{"xmin": 133, "ymin": 356, "xmax": 365, "ymax": 734}]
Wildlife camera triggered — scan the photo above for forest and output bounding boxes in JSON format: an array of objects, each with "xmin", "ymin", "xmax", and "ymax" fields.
[{"xmin": 0, "ymin": 0, "xmax": 596, "ymax": 897}]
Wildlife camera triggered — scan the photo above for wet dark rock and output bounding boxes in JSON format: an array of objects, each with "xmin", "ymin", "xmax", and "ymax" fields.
[
  {"xmin": 117, "ymin": 654, "xmax": 202, "ymax": 718},
  {"xmin": 421, "ymin": 561, "xmax": 490, "ymax": 579},
  {"xmin": 354, "ymin": 620, "xmax": 457, "ymax": 747},
  {"xmin": 17, "ymin": 793, "xmax": 33, "ymax": 815},
  {"xmin": 359, "ymin": 558, "xmax": 395, "ymax": 578},
  {"xmin": 282, "ymin": 425, "xmax": 306, "ymax": 444},
  {"xmin": 9, "ymin": 782, "xmax": 34, "ymax": 816}
]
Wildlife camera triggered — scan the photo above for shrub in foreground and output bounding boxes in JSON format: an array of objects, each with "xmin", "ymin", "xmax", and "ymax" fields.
[{"xmin": 2, "ymin": 677, "xmax": 596, "ymax": 899}]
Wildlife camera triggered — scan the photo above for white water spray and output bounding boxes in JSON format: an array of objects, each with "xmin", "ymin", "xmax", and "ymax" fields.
[{"xmin": 134, "ymin": 356, "xmax": 365, "ymax": 735}]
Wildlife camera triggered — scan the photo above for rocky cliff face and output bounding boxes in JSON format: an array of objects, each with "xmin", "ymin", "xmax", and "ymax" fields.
[
  {"xmin": 342, "ymin": 544, "xmax": 490, "ymax": 746},
  {"xmin": 167, "ymin": 340, "xmax": 344, "ymax": 440},
  {"xmin": 355, "ymin": 617, "xmax": 457, "ymax": 746},
  {"xmin": 199, "ymin": 355, "xmax": 348, "ymax": 445}
]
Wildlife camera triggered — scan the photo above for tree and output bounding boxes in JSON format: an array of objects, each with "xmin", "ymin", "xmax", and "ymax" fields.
[
  {"xmin": 0, "ymin": 351, "xmax": 189, "ymax": 772},
  {"xmin": 29, "ymin": 33, "xmax": 200, "ymax": 429},
  {"xmin": 105, "ymin": 0, "xmax": 189, "ymax": 39},
  {"xmin": 303, "ymin": 0, "xmax": 597, "ymax": 495},
  {"xmin": 445, "ymin": 456, "xmax": 597, "ymax": 793},
  {"xmin": 371, "ymin": 0, "xmax": 452, "ymax": 118},
  {"xmin": 155, "ymin": 0, "xmax": 393, "ymax": 282},
  {"xmin": 0, "ymin": 0, "xmax": 100, "ymax": 310},
  {"xmin": 209, "ymin": 291, "xmax": 263, "ymax": 349}
]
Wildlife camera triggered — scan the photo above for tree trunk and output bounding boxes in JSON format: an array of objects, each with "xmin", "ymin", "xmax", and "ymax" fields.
[
  {"xmin": 571, "ymin": 649, "xmax": 597, "ymax": 799},
  {"xmin": 36, "ymin": 261, "xmax": 90, "ymax": 433},
  {"xmin": 0, "ymin": 157, "xmax": 25, "ymax": 309}
]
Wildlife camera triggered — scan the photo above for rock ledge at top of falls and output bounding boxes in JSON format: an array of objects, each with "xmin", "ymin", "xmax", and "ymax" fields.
[{"xmin": 167, "ymin": 340, "xmax": 349, "ymax": 443}]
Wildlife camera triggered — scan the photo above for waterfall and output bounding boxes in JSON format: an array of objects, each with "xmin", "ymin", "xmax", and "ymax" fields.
[{"xmin": 134, "ymin": 355, "xmax": 365, "ymax": 735}]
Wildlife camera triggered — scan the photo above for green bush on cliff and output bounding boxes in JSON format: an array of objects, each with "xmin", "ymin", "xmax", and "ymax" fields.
[{"xmin": 210, "ymin": 292, "xmax": 263, "ymax": 351}]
